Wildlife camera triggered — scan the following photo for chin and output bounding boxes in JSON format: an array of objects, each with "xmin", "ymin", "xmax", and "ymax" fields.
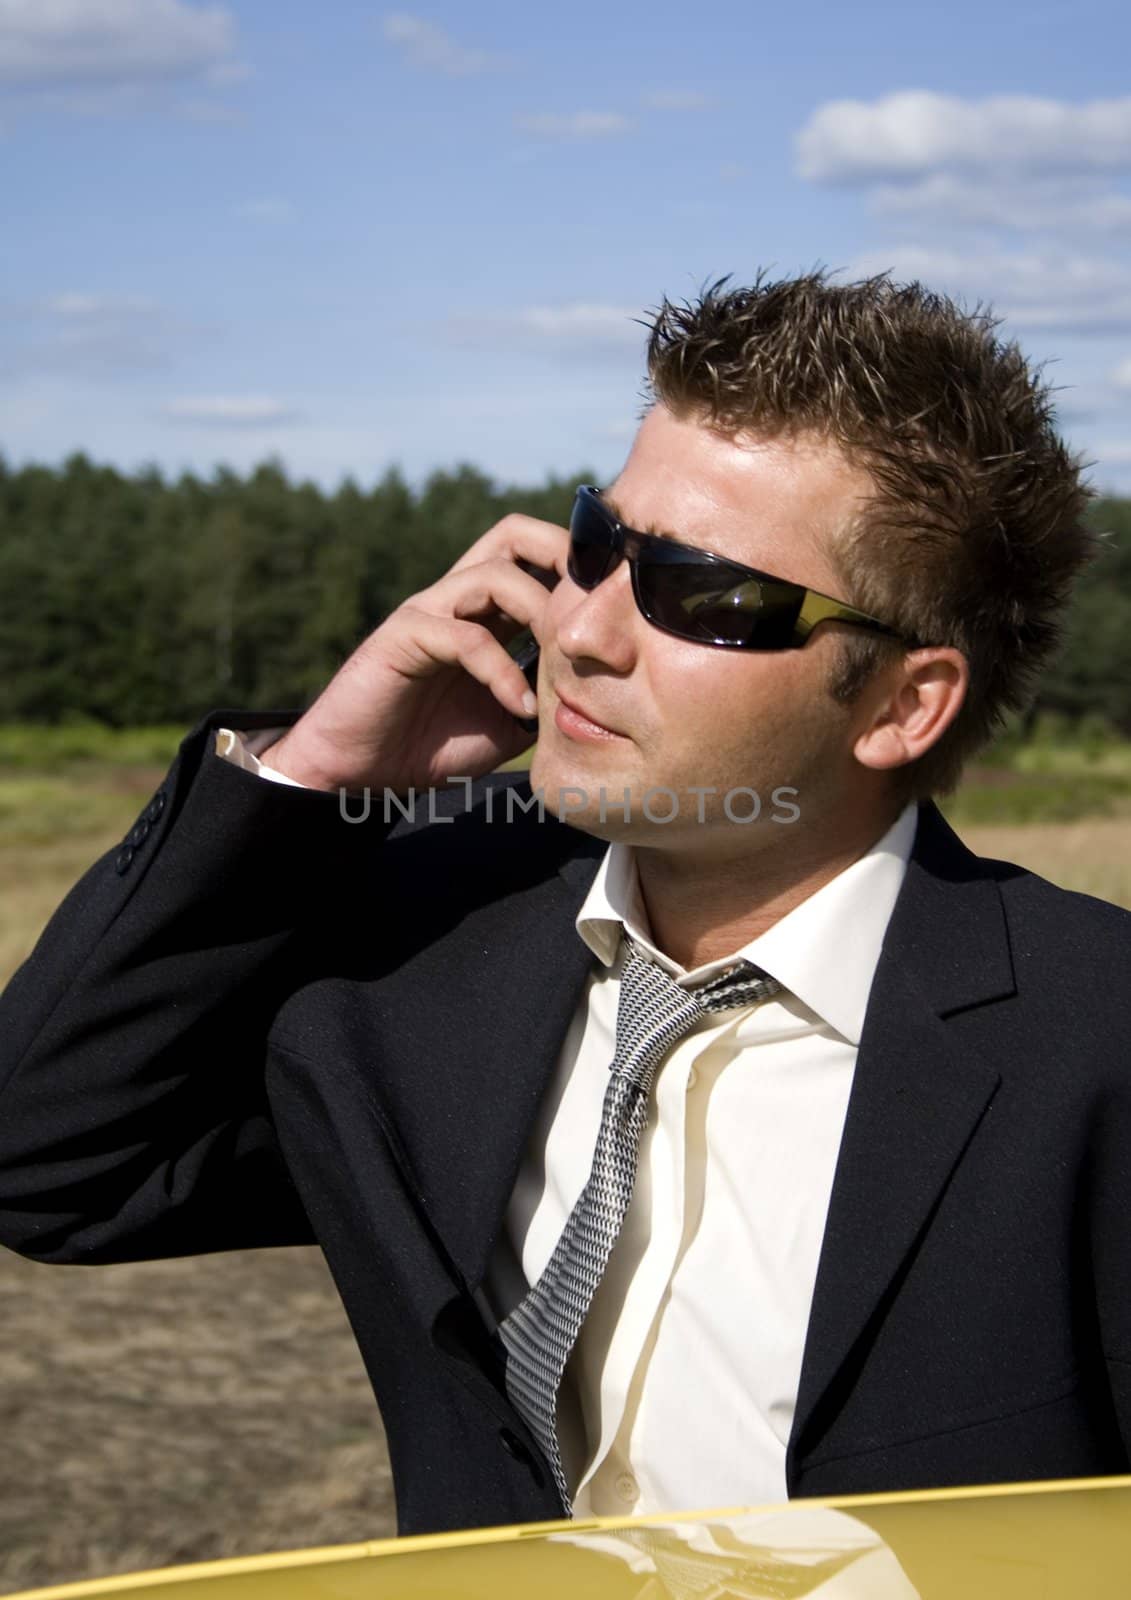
[
  {"xmin": 528, "ymin": 748, "xmax": 635, "ymax": 835},
  {"xmin": 527, "ymin": 758, "xmax": 685, "ymax": 846}
]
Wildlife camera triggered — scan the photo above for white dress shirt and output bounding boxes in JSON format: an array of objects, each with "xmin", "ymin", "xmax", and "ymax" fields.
[{"xmin": 215, "ymin": 727, "xmax": 918, "ymax": 1517}]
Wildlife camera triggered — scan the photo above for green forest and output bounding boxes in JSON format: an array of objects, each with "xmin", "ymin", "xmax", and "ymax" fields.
[{"xmin": 2, "ymin": 450, "xmax": 1131, "ymax": 735}]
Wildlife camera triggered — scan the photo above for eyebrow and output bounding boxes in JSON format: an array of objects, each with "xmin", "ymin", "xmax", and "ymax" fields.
[{"xmin": 600, "ymin": 490, "xmax": 688, "ymax": 546}]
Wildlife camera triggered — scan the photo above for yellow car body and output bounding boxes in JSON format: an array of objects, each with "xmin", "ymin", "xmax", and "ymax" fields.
[{"xmin": 9, "ymin": 1475, "xmax": 1131, "ymax": 1600}]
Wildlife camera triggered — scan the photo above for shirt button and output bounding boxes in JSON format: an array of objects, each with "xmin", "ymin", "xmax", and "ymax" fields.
[{"xmin": 615, "ymin": 1472, "xmax": 638, "ymax": 1503}]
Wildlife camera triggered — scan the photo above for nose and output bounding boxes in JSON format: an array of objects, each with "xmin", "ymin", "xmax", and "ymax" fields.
[{"xmin": 551, "ymin": 557, "xmax": 639, "ymax": 674}]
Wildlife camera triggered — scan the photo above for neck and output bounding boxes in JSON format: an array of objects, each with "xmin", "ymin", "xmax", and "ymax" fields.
[{"xmin": 632, "ymin": 801, "xmax": 911, "ymax": 970}]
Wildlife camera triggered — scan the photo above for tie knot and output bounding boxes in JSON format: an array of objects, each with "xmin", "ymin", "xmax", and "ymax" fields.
[
  {"xmin": 622, "ymin": 934, "xmax": 781, "ymax": 1015},
  {"xmin": 613, "ymin": 937, "xmax": 781, "ymax": 1087},
  {"xmin": 691, "ymin": 959, "xmax": 782, "ymax": 1012}
]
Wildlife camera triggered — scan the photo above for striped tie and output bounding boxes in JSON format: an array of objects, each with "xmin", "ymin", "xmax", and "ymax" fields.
[{"xmin": 499, "ymin": 934, "xmax": 782, "ymax": 1513}]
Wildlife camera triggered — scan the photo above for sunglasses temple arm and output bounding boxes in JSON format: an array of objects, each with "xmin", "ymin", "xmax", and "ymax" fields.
[{"xmin": 794, "ymin": 593, "xmax": 906, "ymax": 645}]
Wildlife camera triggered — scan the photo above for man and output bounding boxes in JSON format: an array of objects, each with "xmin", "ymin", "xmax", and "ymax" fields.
[{"xmin": 2, "ymin": 270, "xmax": 1129, "ymax": 1540}]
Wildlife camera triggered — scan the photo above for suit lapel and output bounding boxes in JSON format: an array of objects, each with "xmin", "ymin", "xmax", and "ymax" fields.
[
  {"xmin": 453, "ymin": 842, "xmax": 605, "ymax": 1292},
  {"xmin": 786, "ymin": 802, "xmax": 1015, "ymax": 1482},
  {"xmin": 370, "ymin": 810, "xmax": 605, "ymax": 1299}
]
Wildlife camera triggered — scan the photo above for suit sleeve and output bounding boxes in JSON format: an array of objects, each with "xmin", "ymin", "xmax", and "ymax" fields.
[{"xmin": 0, "ymin": 708, "xmax": 393, "ymax": 1266}]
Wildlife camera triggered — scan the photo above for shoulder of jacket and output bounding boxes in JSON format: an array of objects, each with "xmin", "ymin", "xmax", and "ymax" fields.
[{"xmin": 990, "ymin": 855, "xmax": 1131, "ymax": 939}]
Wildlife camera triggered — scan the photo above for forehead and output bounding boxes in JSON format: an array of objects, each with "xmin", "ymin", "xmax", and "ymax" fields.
[{"xmin": 606, "ymin": 405, "xmax": 875, "ymax": 585}]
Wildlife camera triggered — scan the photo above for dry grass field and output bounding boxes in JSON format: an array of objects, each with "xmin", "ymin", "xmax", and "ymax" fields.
[
  {"xmin": 0, "ymin": 760, "xmax": 398, "ymax": 1595},
  {"xmin": 958, "ymin": 815, "xmax": 1131, "ymax": 908},
  {"xmin": 0, "ymin": 1247, "xmax": 394, "ymax": 1595},
  {"xmin": 2, "ymin": 741, "xmax": 1130, "ymax": 1594}
]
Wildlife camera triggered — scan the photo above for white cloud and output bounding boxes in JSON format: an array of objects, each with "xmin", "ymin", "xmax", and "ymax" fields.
[
  {"xmin": 867, "ymin": 172, "xmax": 1131, "ymax": 235},
  {"xmin": 381, "ymin": 13, "xmax": 508, "ymax": 76},
  {"xmin": 514, "ymin": 111, "xmax": 633, "ymax": 140},
  {"xmin": 641, "ymin": 89, "xmax": 712, "ymax": 112},
  {"xmin": 448, "ymin": 303, "xmax": 645, "ymax": 355},
  {"xmin": 42, "ymin": 291, "xmax": 160, "ymax": 318},
  {"xmin": 513, "ymin": 304, "xmax": 643, "ymax": 341},
  {"xmin": 1109, "ymin": 358, "xmax": 1131, "ymax": 389},
  {"xmin": 0, "ymin": 291, "xmax": 184, "ymax": 376},
  {"xmin": 473, "ymin": 305, "xmax": 643, "ymax": 344},
  {"xmin": 797, "ymin": 91, "xmax": 1131, "ymax": 183},
  {"xmin": 233, "ymin": 198, "xmax": 296, "ymax": 224},
  {"xmin": 847, "ymin": 246, "xmax": 1131, "ymax": 336},
  {"xmin": 162, "ymin": 395, "xmax": 302, "ymax": 426},
  {"xmin": 25, "ymin": 82, "xmax": 144, "ymax": 115},
  {"xmin": 0, "ymin": 0, "xmax": 238, "ymax": 88}
]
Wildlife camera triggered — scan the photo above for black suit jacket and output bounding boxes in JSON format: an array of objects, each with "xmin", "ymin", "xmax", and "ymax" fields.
[{"xmin": 2, "ymin": 708, "xmax": 1131, "ymax": 1537}]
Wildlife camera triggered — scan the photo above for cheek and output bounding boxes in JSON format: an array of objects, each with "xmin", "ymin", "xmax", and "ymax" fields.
[
  {"xmin": 648, "ymin": 651, "xmax": 787, "ymax": 730},
  {"xmin": 648, "ymin": 654, "xmax": 835, "ymax": 774}
]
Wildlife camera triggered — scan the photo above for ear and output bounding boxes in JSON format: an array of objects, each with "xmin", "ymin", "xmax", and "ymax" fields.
[{"xmin": 853, "ymin": 648, "xmax": 969, "ymax": 774}]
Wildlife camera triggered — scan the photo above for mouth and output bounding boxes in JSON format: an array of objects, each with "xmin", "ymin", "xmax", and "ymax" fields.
[{"xmin": 553, "ymin": 687, "xmax": 626, "ymax": 742}]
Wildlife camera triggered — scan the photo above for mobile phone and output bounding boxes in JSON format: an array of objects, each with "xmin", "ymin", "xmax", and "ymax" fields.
[{"xmin": 507, "ymin": 626, "xmax": 541, "ymax": 733}]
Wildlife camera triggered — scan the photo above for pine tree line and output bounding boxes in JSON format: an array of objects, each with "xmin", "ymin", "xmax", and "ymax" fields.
[{"xmin": 1, "ymin": 452, "xmax": 1130, "ymax": 734}]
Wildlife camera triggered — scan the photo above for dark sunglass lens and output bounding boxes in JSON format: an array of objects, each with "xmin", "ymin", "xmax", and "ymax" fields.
[
  {"xmin": 641, "ymin": 558, "xmax": 800, "ymax": 648},
  {"xmin": 568, "ymin": 494, "xmax": 616, "ymax": 589}
]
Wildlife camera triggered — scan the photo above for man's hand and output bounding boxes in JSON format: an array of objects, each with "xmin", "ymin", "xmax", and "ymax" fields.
[{"xmin": 259, "ymin": 513, "xmax": 567, "ymax": 794}]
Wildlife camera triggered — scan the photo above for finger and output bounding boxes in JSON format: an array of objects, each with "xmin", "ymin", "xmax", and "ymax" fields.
[
  {"xmin": 419, "ymin": 558, "xmax": 555, "ymax": 641},
  {"xmin": 390, "ymin": 608, "xmax": 539, "ymax": 719},
  {"xmin": 447, "ymin": 512, "xmax": 570, "ymax": 581}
]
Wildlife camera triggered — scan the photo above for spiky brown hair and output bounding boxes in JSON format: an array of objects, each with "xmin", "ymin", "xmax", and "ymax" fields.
[{"xmin": 641, "ymin": 268, "xmax": 1100, "ymax": 798}]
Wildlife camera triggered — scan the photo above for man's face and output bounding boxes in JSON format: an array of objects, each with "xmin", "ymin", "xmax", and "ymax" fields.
[{"xmin": 529, "ymin": 403, "xmax": 888, "ymax": 853}]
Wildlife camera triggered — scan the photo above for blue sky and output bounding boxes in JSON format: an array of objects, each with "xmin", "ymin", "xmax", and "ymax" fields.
[{"xmin": 4, "ymin": 0, "xmax": 1131, "ymax": 493}]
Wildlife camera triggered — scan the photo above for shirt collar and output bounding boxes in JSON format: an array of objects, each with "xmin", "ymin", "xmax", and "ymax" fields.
[{"xmin": 575, "ymin": 802, "xmax": 919, "ymax": 1047}]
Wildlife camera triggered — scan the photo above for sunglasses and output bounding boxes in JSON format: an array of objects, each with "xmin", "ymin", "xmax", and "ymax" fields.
[{"xmin": 568, "ymin": 485, "xmax": 916, "ymax": 651}]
